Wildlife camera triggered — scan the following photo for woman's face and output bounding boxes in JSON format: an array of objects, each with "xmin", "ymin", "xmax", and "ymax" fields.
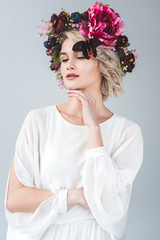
[{"xmin": 60, "ymin": 38, "xmax": 102, "ymax": 90}]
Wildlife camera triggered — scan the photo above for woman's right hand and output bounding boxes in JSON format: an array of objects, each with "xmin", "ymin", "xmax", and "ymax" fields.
[
  {"xmin": 78, "ymin": 188, "xmax": 90, "ymax": 209},
  {"xmin": 67, "ymin": 188, "xmax": 90, "ymax": 209}
]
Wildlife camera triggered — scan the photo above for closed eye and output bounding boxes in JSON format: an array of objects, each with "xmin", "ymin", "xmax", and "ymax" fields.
[
  {"xmin": 61, "ymin": 57, "xmax": 85, "ymax": 62},
  {"xmin": 61, "ymin": 59, "xmax": 68, "ymax": 62}
]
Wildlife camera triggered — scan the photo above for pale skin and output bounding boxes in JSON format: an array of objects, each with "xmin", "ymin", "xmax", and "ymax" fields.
[{"xmin": 6, "ymin": 38, "xmax": 114, "ymax": 213}]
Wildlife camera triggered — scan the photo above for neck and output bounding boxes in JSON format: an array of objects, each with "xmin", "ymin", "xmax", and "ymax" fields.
[{"xmin": 65, "ymin": 93, "xmax": 106, "ymax": 119}]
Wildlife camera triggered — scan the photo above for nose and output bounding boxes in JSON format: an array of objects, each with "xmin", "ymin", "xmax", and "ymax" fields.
[{"xmin": 66, "ymin": 58, "xmax": 75, "ymax": 70}]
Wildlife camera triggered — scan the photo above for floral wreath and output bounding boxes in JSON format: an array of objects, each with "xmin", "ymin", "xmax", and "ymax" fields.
[{"xmin": 37, "ymin": 1, "xmax": 141, "ymax": 89}]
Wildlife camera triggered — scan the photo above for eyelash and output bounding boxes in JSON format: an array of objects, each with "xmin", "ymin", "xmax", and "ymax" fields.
[{"xmin": 61, "ymin": 57, "xmax": 85, "ymax": 62}]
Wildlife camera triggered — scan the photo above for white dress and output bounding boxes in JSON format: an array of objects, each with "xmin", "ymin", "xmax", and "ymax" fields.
[{"xmin": 4, "ymin": 105, "xmax": 143, "ymax": 240}]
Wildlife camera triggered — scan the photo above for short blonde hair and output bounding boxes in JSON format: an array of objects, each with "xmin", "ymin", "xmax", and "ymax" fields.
[{"xmin": 56, "ymin": 29, "xmax": 125, "ymax": 101}]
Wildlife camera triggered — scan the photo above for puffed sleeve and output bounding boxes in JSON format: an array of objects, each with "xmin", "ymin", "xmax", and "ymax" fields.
[
  {"xmin": 5, "ymin": 110, "xmax": 68, "ymax": 238},
  {"xmin": 80, "ymin": 121, "xmax": 143, "ymax": 233}
]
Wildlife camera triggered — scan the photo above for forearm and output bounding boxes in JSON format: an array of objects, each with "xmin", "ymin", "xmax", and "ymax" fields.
[
  {"xmin": 87, "ymin": 125, "xmax": 104, "ymax": 149},
  {"xmin": 7, "ymin": 186, "xmax": 55, "ymax": 213},
  {"xmin": 7, "ymin": 187, "xmax": 82, "ymax": 214}
]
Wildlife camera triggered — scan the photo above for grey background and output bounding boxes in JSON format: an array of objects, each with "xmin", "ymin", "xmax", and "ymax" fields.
[{"xmin": 0, "ymin": 0, "xmax": 160, "ymax": 239}]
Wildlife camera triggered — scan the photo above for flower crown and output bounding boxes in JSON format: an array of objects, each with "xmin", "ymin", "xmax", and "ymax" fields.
[{"xmin": 37, "ymin": 1, "xmax": 141, "ymax": 89}]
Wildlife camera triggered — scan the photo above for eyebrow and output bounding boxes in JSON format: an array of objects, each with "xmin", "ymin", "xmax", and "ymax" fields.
[{"xmin": 59, "ymin": 52, "xmax": 67, "ymax": 56}]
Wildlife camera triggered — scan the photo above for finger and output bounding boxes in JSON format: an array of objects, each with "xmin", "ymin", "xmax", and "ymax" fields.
[
  {"xmin": 67, "ymin": 93, "xmax": 85, "ymax": 104},
  {"xmin": 70, "ymin": 89, "xmax": 95, "ymax": 102},
  {"xmin": 67, "ymin": 90, "xmax": 88, "ymax": 101},
  {"xmin": 67, "ymin": 90, "xmax": 90, "ymax": 101},
  {"xmin": 82, "ymin": 90, "xmax": 95, "ymax": 102}
]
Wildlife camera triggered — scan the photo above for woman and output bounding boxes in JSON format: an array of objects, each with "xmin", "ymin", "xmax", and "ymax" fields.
[{"xmin": 5, "ymin": 2, "xmax": 143, "ymax": 240}]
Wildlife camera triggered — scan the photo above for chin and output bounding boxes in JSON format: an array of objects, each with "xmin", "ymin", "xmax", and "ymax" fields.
[{"xmin": 64, "ymin": 79, "xmax": 87, "ymax": 89}]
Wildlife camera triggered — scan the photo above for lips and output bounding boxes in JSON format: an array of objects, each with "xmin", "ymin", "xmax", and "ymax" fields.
[{"xmin": 66, "ymin": 73, "xmax": 79, "ymax": 78}]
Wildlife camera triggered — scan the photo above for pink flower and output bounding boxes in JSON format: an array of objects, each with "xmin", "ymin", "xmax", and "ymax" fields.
[
  {"xmin": 47, "ymin": 22, "xmax": 52, "ymax": 27},
  {"xmin": 79, "ymin": 20, "xmax": 89, "ymax": 37},
  {"xmin": 135, "ymin": 54, "xmax": 141, "ymax": 58},
  {"xmin": 81, "ymin": 1, "xmax": 125, "ymax": 50},
  {"xmin": 36, "ymin": 25, "xmax": 47, "ymax": 30},
  {"xmin": 46, "ymin": 49, "xmax": 53, "ymax": 56},
  {"xmin": 53, "ymin": 64, "xmax": 59, "ymax": 70},
  {"xmin": 46, "ymin": 29, "xmax": 52, "ymax": 34},
  {"xmin": 57, "ymin": 79, "xmax": 62, "ymax": 83}
]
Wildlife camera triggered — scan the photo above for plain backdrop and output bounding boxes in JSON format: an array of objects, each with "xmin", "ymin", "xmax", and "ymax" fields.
[{"xmin": 0, "ymin": 0, "xmax": 160, "ymax": 239}]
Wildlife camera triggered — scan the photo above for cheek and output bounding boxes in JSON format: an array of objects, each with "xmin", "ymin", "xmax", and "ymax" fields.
[
  {"xmin": 60, "ymin": 65, "xmax": 65, "ymax": 77},
  {"xmin": 81, "ymin": 61, "xmax": 99, "ymax": 77}
]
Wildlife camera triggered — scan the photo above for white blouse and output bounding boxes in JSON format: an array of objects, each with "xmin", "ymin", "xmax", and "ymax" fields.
[{"xmin": 5, "ymin": 105, "xmax": 143, "ymax": 240}]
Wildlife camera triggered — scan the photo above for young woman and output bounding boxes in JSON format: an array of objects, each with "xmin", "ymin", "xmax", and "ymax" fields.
[{"xmin": 5, "ymin": 2, "xmax": 143, "ymax": 240}]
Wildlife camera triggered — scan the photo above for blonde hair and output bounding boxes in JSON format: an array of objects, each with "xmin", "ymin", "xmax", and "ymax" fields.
[{"xmin": 56, "ymin": 29, "xmax": 125, "ymax": 101}]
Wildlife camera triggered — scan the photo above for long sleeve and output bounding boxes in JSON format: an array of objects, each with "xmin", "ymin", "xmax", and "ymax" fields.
[
  {"xmin": 80, "ymin": 121, "xmax": 143, "ymax": 233},
  {"xmin": 5, "ymin": 110, "xmax": 68, "ymax": 238}
]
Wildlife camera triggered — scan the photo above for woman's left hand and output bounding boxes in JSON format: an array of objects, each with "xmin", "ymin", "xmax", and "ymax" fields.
[{"xmin": 67, "ymin": 89, "xmax": 98, "ymax": 127}]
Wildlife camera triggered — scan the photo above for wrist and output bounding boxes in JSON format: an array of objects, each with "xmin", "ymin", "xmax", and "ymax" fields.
[
  {"xmin": 87, "ymin": 123, "xmax": 100, "ymax": 129},
  {"xmin": 67, "ymin": 188, "xmax": 81, "ymax": 207}
]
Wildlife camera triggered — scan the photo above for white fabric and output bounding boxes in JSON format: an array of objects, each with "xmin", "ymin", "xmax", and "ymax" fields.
[{"xmin": 4, "ymin": 105, "xmax": 143, "ymax": 240}]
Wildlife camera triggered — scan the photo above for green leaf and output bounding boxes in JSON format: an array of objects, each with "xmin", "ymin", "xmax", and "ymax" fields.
[{"xmin": 125, "ymin": 42, "xmax": 130, "ymax": 47}]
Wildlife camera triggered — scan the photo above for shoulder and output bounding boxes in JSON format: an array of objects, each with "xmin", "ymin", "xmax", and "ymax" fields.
[
  {"xmin": 115, "ymin": 113, "xmax": 143, "ymax": 141},
  {"xmin": 23, "ymin": 105, "xmax": 54, "ymax": 130},
  {"xmin": 25, "ymin": 105, "xmax": 54, "ymax": 119}
]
